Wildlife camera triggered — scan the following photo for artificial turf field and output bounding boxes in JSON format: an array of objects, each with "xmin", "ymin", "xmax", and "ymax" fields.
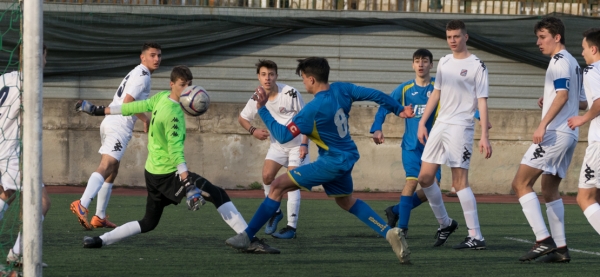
[{"xmin": 22, "ymin": 194, "xmax": 600, "ymax": 276}]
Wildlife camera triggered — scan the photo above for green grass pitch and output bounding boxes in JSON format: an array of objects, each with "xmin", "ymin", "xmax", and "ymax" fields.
[{"xmin": 30, "ymin": 194, "xmax": 600, "ymax": 276}]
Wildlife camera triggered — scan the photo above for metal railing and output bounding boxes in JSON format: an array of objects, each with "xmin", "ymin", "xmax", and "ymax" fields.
[{"xmin": 41, "ymin": 0, "xmax": 600, "ymax": 16}]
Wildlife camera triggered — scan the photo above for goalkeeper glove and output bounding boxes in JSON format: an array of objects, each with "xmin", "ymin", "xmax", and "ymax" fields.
[
  {"xmin": 75, "ymin": 100, "xmax": 106, "ymax": 116},
  {"xmin": 183, "ymin": 175, "xmax": 206, "ymax": 211}
]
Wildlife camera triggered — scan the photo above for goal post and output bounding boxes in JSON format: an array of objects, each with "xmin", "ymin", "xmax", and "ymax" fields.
[{"xmin": 22, "ymin": 0, "xmax": 43, "ymax": 275}]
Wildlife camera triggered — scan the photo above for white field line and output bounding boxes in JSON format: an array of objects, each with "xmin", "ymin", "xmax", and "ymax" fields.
[{"xmin": 504, "ymin": 237, "xmax": 600, "ymax": 256}]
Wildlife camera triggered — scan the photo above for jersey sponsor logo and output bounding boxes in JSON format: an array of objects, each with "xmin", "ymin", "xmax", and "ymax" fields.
[
  {"xmin": 531, "ymin": 145, "xmax": 545, "ymax": 160},
  {"xmin": 285, "ymin": 89, "xmax": 298, "ymax": 99},
  {"xmin": 293, "ymin": 170, "xmax": 301, "ymax": 176},
  {"xmin": 172, "ymin": 117, "xmax": 179, "ymax": 123},
  {"xmin": 171, "ymin": 131, "xmax": 179, "ymax": 137},
  {"xmin": 411, "ymin": 91, "xmax": 419, "ymax": 96},
  {"xmin": 552, "ymin": 53, "xmax": 564, "ymax": 64},
  {"xmin": 414, "ymin": 104, "xmax": 426, "ymax": 118},
  {"xmin": 171, "ymin": 124, "xmax": 179, "ymax": 130},
  {"xmin": 141, "ymin": 70, "xmax": 149, "ymax": 76},
  {"xmin": 460, "ymin": 69, "xmax": 468, "ymax": 76},
  {"xmin": 462, "ymin": 147, "xmax": 471, "ymax": 162},
  {"xmin": 584, "ymin": 164, "xmax": 595, "ymax": 182},
  {"xmin": 112, "ymin": 140, "xmax": 123, "ymax": 152},
  {"xmin": 427, "ymin": 90, "xmax": 432, "ymax": 98},
  {"xmin": 287, "ymin": 122, "xmax": 301, "ymax": 136}
]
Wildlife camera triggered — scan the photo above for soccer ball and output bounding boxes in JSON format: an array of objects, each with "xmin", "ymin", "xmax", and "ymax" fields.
[{"xmin": 180, "ymin": 85, "xmax": 210, "ymax": 117}]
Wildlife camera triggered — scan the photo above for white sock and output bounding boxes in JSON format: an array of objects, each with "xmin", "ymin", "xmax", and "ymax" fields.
[
  {"xmin": 80, "ymin": 172, "xmax": 105, "ymax": 208},
  {"xmin": 217, "ymin": 201, "xmax": 248, "ymax": 234},
  {"xmin": 456, "ymin": 187, "xmax": 483, "ymax": 240},
  {"xmin": 263, "ymin": 183, "xmax": 281, "ymax": 214},
  {"xmin": 99, "ymin": 221, "xmax": 141, "ymax": 246},
  {"xmin": 287, "ymin": 189, "xmax": 301, "ymax": 228},
  {"xmin": 583, "ymin": 203, "xmax": 600, "ymax": 235},
  {"xmin": 95, "ymin": 182, "xmax": 113, "ymax": 219},
  {"xmin": 12, "ymin": 232, "xmax": 21, "ymax": 255},
  {"xmin": 0, "ymin": 198, "xmax": 8, "ymax": 221},
  {"xmin": 422, "ymin": 182, "xmax": 451, "ymax": 228},
  {"xmin": 546, "ymin": 198, "xmax": 566, "ymax": 247},
  {"xmin": 519, "ymin": 192, "xmax": 549, "ymax": 241}
]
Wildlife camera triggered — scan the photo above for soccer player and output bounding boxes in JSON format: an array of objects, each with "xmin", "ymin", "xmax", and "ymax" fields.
[
  {"xmin": 76, "ymin": 66, "xmax": 279, "ymax": 254},
  {"xmin": 238, "ymin": 60, "xmax": 308, "ymax": 239},
  {"xmin": 370, "ymin": 48, "xmax": 442, "ymax": 235},
  {"xmin": 512, "ymin": 17, "xmax": 586, "ymax": 263},
  {"xmin": 70, "ymin": 42, "xmax": 159, "ymax": 230},
  {"xmin": 568, "ymin": 28, "xmax": 600, "ymax": 236},
  {"xmin": 416, "ymin": 20, "xmax": 492, "ymax": 250},
  {"xmin": 226, "ymin": 57, "xmax": 416, "ymax": 264},
  {"xmin": 0, "ymin": 45, "xmax": 51, "ymax": 267}
]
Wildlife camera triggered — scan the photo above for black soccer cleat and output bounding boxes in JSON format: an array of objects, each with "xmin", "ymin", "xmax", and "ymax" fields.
[
  {"xmin": 452, "ymin": 236, "xmax": 486, "ymax": 250},
  {"xmin": 244, "ymin": 237, "xmax": 280, "ymax": 254},
  {"xmin": 433, "ymin": 219, "xmax": 458, "ymax": 247},
  {"xmin": 536, "ymin": 246, "xmax": 571, "ymax": 263},
  {"xmin": 384, "ymin": 205, "xmax": 399, "ymax": 228},
  {"xmin": 83, "ymin": 236, "xmax": 103, "ymax": 248},
  {"xmin": 518, "ymin": 236, "xmax": 556, "ymax": 262}
]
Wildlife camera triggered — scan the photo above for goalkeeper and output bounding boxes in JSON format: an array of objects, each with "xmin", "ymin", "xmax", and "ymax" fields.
[{"xmin": 76, "ymin": 66, "xmax": 279, "ymax": 253}]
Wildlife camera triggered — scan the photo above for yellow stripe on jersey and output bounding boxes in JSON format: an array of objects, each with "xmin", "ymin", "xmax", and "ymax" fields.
[
  {"xmin": 307, "ymin": 121, "xmax": 329, "ymax": 151},
  {"xmin": 401, "ymin": 82, "xmax": 415, "ymax": 106}
]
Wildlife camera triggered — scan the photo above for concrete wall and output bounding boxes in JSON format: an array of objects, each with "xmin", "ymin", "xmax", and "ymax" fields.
[{"xmin": 44, "ymin": 99, "xmax": 590, "ymax": 194}]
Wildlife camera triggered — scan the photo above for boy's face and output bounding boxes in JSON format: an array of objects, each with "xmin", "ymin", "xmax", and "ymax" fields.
[
  {"xmin": 140, "ymin": 47, "xmax": 162, "ymax": 72},
  {"xmin": 171, "ymin": 78, "xmax": 192, "ymax": 97},
  {"xmin": 301, "ymin": 72, "xmax": 315, "ymax": 94},
  {"xmin": 581, "ymin": 37, "xmax": 596, "ymax": 65},
  {"xmin": 412, "ymin": 56, "xmax": 432, "ymax": 78},
  {"xmin": 446, "ymin": 29, "xmax": 468, "ymax": 52},
  {"xmin": 536, "ymin": 28, "xmax": 561, "ymax": 56},
  {"xmin": 258, "ymin": 67, "xmax": 277, "ymax": 92}
]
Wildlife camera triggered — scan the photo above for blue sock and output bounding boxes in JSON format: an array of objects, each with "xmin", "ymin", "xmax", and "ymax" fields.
[
  {"xmin": 412, "ymin": 192, "xmax": 423, "ymax": 209},
  {"xmin": 392, "ymin": 203, "xmax": 400, "ymax": 215},
  {"xmin": 348, "ymin": 199, "xmax": 390, "ymax": 237},
  {"xmin": 398, "ymin": 196, "xmax": 413, "ymax": 229},
  {"xmin": 244, "ymin": 197, "xmax": 281, "ymax": 239}
]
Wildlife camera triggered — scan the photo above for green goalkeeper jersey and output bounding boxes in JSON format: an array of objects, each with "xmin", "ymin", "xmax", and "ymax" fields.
[{"xmin": 121, "ymin": 91, "xmax": 186, "ymax": 174}]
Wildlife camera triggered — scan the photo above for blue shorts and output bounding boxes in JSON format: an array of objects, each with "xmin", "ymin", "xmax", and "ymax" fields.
[
  {"xmin": 288, "ymin": 156, "xmax": 354, "ymax": 198},
  {"xmin": 402, "ymin": 147, "xmax": 441, "ymax": 181}
]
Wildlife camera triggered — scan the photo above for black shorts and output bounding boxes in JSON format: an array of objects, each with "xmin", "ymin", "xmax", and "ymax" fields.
[{"xmin": 144, "ymin": 170, "xmax": 186, "ymax": 206}]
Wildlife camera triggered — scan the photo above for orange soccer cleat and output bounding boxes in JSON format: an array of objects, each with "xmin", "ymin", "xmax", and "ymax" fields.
[
  {"xmin": 91, "ymin": 215, "xmax": 117, "ymax": 228},
  {"xmin": 70, "ymin": 200, "xmax": 92, "ymax": 230}
]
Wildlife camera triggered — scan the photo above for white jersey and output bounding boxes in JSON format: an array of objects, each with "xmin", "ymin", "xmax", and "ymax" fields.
[
  {"xmin": 542, "ymin": 50, "xmax": 584, "ymax": 140},
  {"xmin": 583, "ymin": 60, "xmax": 600, "ymax": 143},
  {"xmin": 105, "ymin": 64, "xmax": 152, "ymax": 131},
  {"xmin": 434, "ymin": 54, "xmax": 489, "ymax": 126},
  {"xmin": 0, "ymin": 71, "xmax": 22, "ymax": 161},
  {"xmin": 240, "ymin": 83, "xmax": 304, "ymax": 149}
]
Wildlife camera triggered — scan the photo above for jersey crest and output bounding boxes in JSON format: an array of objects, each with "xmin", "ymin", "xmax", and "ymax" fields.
[{"xmin": 460, "ymin": 69, "xmax": 468, "ymax": 76}]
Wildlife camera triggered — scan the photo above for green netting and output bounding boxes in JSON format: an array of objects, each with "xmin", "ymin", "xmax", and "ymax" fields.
[{"xmin": 0, "ymin": 0, "xmax": 22, "ymax": 275}]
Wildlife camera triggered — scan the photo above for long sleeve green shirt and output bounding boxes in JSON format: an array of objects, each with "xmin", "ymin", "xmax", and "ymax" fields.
[{"xmin": 121, "ymin": 91, "xmax": 186, "ymax": 174}]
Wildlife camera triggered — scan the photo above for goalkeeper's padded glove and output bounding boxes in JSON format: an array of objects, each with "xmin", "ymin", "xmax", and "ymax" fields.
[
  {"xmin": 183, "ymin": 175, "xmax": 206, "ymax": 211},
  {"xmin": 75, "ymin": 100, "xmax": 106, "ymax": 116}
]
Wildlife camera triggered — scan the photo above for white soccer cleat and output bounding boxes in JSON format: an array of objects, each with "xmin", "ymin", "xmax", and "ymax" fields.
[
  {"xmin": 6, "ymin": 249, "xmax": 48, "ymax": 268},
  {"xmin": 386, "ymin": 227, "xmax": 411, "ymax": 265},
  {"xmin": 225, "ymin": 231, "xmax": 251, "ymax": 250}
]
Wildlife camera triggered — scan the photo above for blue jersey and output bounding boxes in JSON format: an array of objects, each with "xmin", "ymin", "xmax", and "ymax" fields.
[
  {"xmin": 370, "ymin": 78, "xmax": 437, "ymax": 151},
  {"xmin": 259, "ymin": 82, "xmax": 404, "ymax": 168}
]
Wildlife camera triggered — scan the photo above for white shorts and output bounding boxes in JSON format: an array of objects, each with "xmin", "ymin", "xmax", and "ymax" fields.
[
  {"xmin": 578, "ymin": 142, "xmax": 600, "ymax": 189},
  {"xmin": 265, "ymin": 144, "xmax": 309, "ymax": 168},
  {"xmin": 521, "ymin": 131, "xmax": 576, "ymax": 179},
  {"xmin": 98, "ymin": 119, "xmax": 132, "ymax": 161},
  {"xmin": 0, "ymin": 158, "xmax": 20, "ymax": 191},
  {"xmin": 421, "ymin": 122, "xmax": 474, "ymax": 169}
]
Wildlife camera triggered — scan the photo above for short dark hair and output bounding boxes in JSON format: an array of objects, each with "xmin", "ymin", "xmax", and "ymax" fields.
[
  {"xmin": 142, "ymin": 42, "xmax": 162, "ymax": 53},
  {"xmin": 295, "ymin": 57, "xmax": 329, "ymax": 83},
  {"xmin": 413, "ymin": 48, "xmax": 433, "ymax": 63},
  {"xmin": 255, "ymin": 59, "xmax": 278, "ymax": 74},
  {"xmin": 583, "ymin": 28, "xmax": 600, "ymax": 49},
  {"xmin": 170, "ymin": 65, "xmax": 193, "ymax": 83},
  {"xmin": 446, "ymin": 20, "xmax": 466, "ymax": 33},
  {"xmin": 534, "ymin": 17, "xmax": 565, "ymax": 44}
]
